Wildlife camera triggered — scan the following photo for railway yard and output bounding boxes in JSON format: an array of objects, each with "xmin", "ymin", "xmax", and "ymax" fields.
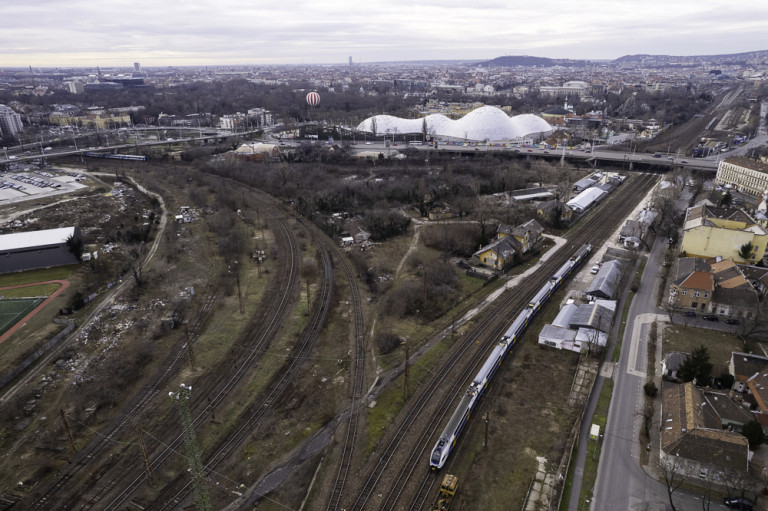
[{"xmin": 0, "ymin": 155, "xmax": 662, "ymax": 511}]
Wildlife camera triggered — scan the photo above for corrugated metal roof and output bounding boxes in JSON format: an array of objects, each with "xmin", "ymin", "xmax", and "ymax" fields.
[
  {"xmin": 586, "ymin": 259, "xmax": 622, "ymax": 299},
  {"xmin": 567, "ymin": 187, "xmax": 606, "ymax": 210},
  {"xmin": 539, "ymin": 324, "xmax": 576, "ymax": 342},
  {"xmin": 552, "ymin": 303, "xmax": 578, "ymax": 328},
  {"xmin": 0, "ymin": 227, "xmax": 76, "ymax": 252}
]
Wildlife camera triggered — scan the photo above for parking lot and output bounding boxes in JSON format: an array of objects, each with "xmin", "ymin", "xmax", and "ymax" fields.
[{"xmin": 0, "ymin": 166, "xmax": 87, "ymax": 204}]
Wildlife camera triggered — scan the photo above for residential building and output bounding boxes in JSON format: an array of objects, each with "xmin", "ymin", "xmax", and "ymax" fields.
[
  {"xmin": 496, "ymin": 219, "xmax": 544, "ymax": 253},
  {"xmin": 716, "ymin": 156, "xmax": 768, "ymax": 198},
  {"xmin": 680, "ymin": 205, "xmax": 768, "ymax": 263},
  {"xmin": 472, "ymin": 236, "xmax": 521, "ymax": 270},
  {"xmin": 661, "ymin": 382, "xmax": 751, "ymax": 478},
  {"xmin": 0, "ymin": 104, "xmax": 23, "ymax": 136},
  {"xmin": 67, "ymin": 81, "xmax": 85, "ymax": 94},
  {"xmin": 537, "ymin": 199, "xmax": 573, "ymax": 225},
  {"xmin": 669, "ymin": 257, "xmax": 759, "ymax": 317},
  {"xmin": 669, "ymin": 265, "xmax": 714, "ymax": 311},
  {"xmin": 220, "ymin": 112, "xmax": 247, "ymax": 130}
]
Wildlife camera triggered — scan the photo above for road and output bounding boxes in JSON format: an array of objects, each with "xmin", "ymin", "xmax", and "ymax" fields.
[{"xmin": 581, "ymin": 183, "xmax": 735, "ymax": 510}]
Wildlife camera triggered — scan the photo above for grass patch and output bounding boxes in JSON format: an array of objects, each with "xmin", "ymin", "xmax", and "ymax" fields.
[
  {"xmin": 613, "ymin": 290, "xmax": 635, "ymax": 363},
  {"xmin": 0, "ymin": 283, "xmax": 61, "ymax": 298},
  {"xmin": 366, "ymin": 329, "xmax": 461, "ymax": 454},
  {"xmin": 0, "ymin": 265, "xmax": 76, "ymax": 287},
  {"xmin": 578, "ymin": 378, "xmax": 614, "ymax": 508},
  {"xmin": 662, "ymin": 324, "xmax": 745, "ymax": 370}
]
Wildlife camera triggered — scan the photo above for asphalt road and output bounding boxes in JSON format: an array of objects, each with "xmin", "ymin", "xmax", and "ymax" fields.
[{"xmin": 584, "ymin": 184, "xmax": 737, "ymax": 511}]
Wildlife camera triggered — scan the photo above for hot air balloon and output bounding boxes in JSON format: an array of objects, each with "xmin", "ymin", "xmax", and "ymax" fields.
[{"xmin": 306, "ymin": 91, "xmax": 320, "ymax": 107}]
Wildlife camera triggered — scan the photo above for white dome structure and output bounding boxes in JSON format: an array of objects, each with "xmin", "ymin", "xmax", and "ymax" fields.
[{"xmin": 356, "ymin": 106, "xmax": 553, "ymax": 142}]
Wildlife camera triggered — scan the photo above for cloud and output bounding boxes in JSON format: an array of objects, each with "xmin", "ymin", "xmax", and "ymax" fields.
[{"xmin": 3, "ymin": 0, "xmax": 767, "ymax": 66}]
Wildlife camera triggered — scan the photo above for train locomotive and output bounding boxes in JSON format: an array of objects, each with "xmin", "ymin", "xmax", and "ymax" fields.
[{"xmin": 430, "ymin": 244, "xmax": 591, "ymax": 470}]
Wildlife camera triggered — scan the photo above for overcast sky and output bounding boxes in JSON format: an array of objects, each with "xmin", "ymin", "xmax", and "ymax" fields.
[{"xmin": 4, "ymin": 0, "xmax": 767, "ymax": 68}]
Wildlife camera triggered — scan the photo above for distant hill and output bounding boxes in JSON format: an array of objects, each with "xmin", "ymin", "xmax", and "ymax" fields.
[
  {"xmin": 479, "ymin": 56, "xmax": 589, "ymax": 68},
  {"xmin": 478, "ymin": 50, "xmax": 767, "ymax": 68},
  {"xmin": 613, "ymin": 49, "xmax": 768, "ymax": 66}
]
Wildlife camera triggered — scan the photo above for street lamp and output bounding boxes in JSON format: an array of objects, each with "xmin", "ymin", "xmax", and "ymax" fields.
[{"xmin": 2, "ymin": 147, "xmax": 7, "ymax": 161}]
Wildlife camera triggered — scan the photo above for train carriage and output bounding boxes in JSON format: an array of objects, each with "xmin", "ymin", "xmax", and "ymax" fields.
[{"xmin": 429, "ymin": 244, "xmax": 591, "ymax": 471}]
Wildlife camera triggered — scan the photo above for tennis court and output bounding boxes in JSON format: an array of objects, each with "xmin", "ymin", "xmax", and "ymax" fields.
[{"xmin": 0, "ymin": 298, "xmax": 45, "ymax": 337}]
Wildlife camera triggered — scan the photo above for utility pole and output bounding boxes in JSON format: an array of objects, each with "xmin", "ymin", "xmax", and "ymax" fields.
[
  {"xmin": 484, "ymin": 411, "xmax": 489, "ymax": 448},
  {"xmin": 60, "ymin": 409, "xmax": 76, "ymax": 453},
  {"xmin": 169, "ymin": 384, "xmax": 212, "ymax": 511},
  {"xmin": 136, "ymin": 424, "xmax": 155, "ymax": 485}
]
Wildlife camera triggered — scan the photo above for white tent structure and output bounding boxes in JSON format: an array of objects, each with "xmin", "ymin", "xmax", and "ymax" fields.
[{"xmin": 356, "ymin": 106, "xmax": 553, "ymax": 143}]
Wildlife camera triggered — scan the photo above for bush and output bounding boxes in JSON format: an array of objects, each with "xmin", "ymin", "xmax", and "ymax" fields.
[
  {"xmin": 374, "ymin": 331, "xmax": 402, "ymax": 355},
  {"xmin": 643, "ymin": 381, "xmax": 658, "ymax": 398}
]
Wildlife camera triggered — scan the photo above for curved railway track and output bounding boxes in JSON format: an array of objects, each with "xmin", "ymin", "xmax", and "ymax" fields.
[
  {"xmin": 26, "ymin": 174, "xmax": 304, "ymax": 510},
  {"xmin": 321, "ymin": 234, "xmax": 367, "ymax": 511},
  {"xmin": 96, "ymin": 187, "xmax": 308, "ymax": 510},
  {"xmin": 146, "ymin": 241, "xmax": 334, "ymax": 510},
  {"xmin": 346, "ymin": 173, "xmax": 659, "ymax": 510}
]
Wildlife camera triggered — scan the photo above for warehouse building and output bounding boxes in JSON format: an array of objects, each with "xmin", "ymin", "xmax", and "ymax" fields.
[{"xmin": 0, "ymin": 227, "xmax": 81, "ymax": 274}]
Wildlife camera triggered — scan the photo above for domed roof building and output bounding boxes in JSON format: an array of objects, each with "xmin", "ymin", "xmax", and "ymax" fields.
[{"xmin": 356, "ymin": 106, "xmax": 553, "ymax": 143}]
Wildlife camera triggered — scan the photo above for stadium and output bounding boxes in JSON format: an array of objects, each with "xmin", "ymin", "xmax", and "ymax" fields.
[{"xmin": 356, "ymin": 105, "xmax": 554, "ymax": 144}]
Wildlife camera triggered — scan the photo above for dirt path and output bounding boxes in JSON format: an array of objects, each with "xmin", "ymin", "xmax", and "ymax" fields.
[
  {"xmin": 0, "ymin": 279, "xmax": 70, "ymax": 344},
  {"xmin": 0, "ymin": 174, "xmax": 167, "ymax": 404}
]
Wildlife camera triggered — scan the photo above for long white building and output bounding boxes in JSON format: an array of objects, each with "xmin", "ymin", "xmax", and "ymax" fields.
[{"xmin": 716, "ymin": 156, "xmax": 768, "ymax": 197}]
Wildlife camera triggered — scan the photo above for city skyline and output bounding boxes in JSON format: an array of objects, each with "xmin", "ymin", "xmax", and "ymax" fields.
[{"xmin": 4, "ymin": 0, "xmax": 768, "ymax": 67}]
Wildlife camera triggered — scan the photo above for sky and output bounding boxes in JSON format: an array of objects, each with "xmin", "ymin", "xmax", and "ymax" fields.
[{"xmin": 3, "ymin": 0, "xmax": 768, "ymax": 68}]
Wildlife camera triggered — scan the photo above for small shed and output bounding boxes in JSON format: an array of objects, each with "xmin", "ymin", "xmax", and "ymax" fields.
[{"xmin": 590, "ymin": 424, "xmax": 600, "ymax": 440}]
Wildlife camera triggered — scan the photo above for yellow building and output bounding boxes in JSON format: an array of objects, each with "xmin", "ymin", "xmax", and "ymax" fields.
[
  {"xmin": 716, "ymin": 156, "xmax": 768, "ymax": 197},
  {"xmin": 48, "ymin": 112, "xmax": 131, "ymax": 129},
  {"xmin": 496, "ymin": 219, "xmax": 544, "ymax": 253},
  {"xmin": 680, "ymin": 205, "xmax": 768, "ymax": 263}
]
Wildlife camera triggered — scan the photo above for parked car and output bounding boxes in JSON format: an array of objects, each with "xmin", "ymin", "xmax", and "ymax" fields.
[
  {"xmin": 725, "ymin": 318, "xmax": 740, "ymax": 325},
  {"xmin": 590, "ymin": 263, "xmax": 602, "ymax": 274},
  {"xmin": 723, "ymin": 497, "xmax": 754, "ymax": 510},
  {"xmin": 702, "ymin": 315, "xmax": 719, "ymax": 322},
  {"xmin": 683, "ymin": 311, "xmax": 697, "ymax": 318}
]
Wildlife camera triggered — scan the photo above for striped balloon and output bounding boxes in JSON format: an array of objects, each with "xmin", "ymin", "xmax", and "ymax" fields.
[{"xmin": 306, "ymin": 91, "xmax": 320, "ymax": 107}]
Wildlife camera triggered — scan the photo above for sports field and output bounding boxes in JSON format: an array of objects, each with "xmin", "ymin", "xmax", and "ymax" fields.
[{"xmin": 0, "ymin": 298, "xmax": 45, "ymax": 337}]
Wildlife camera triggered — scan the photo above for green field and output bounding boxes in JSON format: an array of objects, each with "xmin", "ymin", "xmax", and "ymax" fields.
[{"xmin": 0, "ymin": 298, "xmax": 44, "ymax": 337}]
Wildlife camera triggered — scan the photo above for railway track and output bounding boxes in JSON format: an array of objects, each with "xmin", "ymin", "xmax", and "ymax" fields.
[
  {"xmin": 321, "ymin": 233, "xmax": 367, "ymax": 511},
  {"xmin": 146, "ymin": 242, "xmax": 334, "ymax": 510},
  {"xmin": 25, "ymin": 170, "xmax": 303, "ymax": 510},
  {"xmin": 345, "ymin": 173, "xmax": 658, "ymax": 510},
  {"xmin": 97, "ymin": 186, "xmax": 308, "ymax": 510}
]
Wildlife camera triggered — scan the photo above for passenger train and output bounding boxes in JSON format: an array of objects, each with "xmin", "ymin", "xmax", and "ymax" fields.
[
  {"xmin": 430, "ymin": 244, "xmax": 592, "ymax": 470},
  {"xmin": 84, "ymin": 152, "xmax": 147, "ymax": 161}
]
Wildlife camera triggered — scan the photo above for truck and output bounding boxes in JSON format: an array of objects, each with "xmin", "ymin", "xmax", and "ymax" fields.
[{"xmin": 433, "ymin": 474, "xmax": 458, "ymax": 510}]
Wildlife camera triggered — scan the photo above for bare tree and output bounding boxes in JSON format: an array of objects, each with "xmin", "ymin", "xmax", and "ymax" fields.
[
  {"xmin": 300, "ymin": 258, "xmax": 318, "ymax": 309},
  {"xmin": 659, "ymin": 456, "xmax": 688, "ymax": 511},
  {"xmin": 723, "ymin": 469, "xmax": 760, "ymax": 510}
]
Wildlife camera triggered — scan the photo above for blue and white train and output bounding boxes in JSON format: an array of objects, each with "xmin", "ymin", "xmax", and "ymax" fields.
[
  {"xmin": 430, "ymin": 243, "xmax": 591, "ymax": 470},
  {"xmin": 84, "ymin": 152, "xmax": 147, "ymax": 161}
]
